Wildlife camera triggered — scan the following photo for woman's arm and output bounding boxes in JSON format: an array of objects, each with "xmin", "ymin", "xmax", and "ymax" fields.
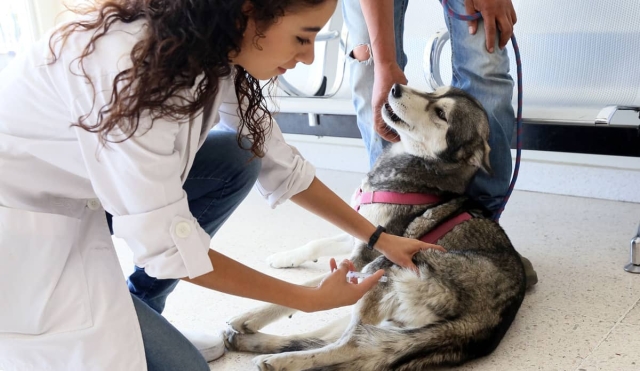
[
  {"xmin": 291, "ymin": 177, "xmax": 444, "ymax": 271},
  {"xmin": 184, "ymin": 250, "xmax": 384, "ymax": 312}
]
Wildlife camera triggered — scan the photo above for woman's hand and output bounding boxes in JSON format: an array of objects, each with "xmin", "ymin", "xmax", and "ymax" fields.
[
  {"xmin": 374, "ymin": 233, "xmax": 445, "ymax": 272},
  {"xmin": 302, "ymin": 258, "xmax": 385, "ymax": 312},
  {"xmin": 291, "ymin": 178, "xmax": 446, "ymax": 274}
]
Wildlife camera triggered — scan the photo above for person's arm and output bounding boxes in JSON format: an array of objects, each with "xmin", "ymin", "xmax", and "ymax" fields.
[
  {"xmin": 359, "ymin": 0, "xmax": 396, "ymax": 66},
  {"xmin": 359, "ymin": 0, "xmax": 408, "ymax": 142},
  {"xmin": 291, "ymin": 177, "xmax": 445, "ymax": 272},
  {"xmin": 185, "ymin": 251, "xmax": 384, "ymax": 312}
]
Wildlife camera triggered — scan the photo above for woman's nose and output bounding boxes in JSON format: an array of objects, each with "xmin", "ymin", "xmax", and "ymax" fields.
[{"xmin": 297, "ymin": 44, "xmax": 315, "ymax": 65}]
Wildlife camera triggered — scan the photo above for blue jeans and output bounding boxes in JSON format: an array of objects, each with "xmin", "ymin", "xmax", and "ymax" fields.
[
  {"xmin": 107, "ymin": 130, "xmax": 261, "ymax": 370},
  {"xmin": 130, "ymin": 293, "xmax": 210, "ymax": 371},
  {"xmin": 342, "ymin": 0, "xmax": 514, "ymax": 214}
]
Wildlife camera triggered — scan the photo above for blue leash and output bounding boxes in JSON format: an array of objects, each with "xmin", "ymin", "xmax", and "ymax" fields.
[{"xmin": 441, "ymin": 0, "xmax": 523, "ymax": 221}]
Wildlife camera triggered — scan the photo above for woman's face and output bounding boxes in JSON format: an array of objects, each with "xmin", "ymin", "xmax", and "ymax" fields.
[{"xmin": 232, "ymin": 0, "xmax": 337, "ymax": 80}]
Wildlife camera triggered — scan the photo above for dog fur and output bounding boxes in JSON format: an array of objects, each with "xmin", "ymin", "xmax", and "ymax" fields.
[{"xmin": 224, "ymin": 85, "xmax": 526, "ymax": 371}]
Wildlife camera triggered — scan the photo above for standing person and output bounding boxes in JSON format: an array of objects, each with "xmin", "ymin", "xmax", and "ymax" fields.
[
  {"xmin": 342, "ymin": 0, "xmax": 537, "ymax": 286},
  {"xmin": 0, "ymin": 0, "xmax": 444, "ymax": 370}
]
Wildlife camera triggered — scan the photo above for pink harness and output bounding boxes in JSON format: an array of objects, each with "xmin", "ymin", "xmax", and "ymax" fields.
[{"xmin": 354, "ymin": 189, "xmax": 472, "ymax": 244}]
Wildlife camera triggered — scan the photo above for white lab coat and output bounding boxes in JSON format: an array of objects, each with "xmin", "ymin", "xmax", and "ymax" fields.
[{"xmin": 0, "ymin": 20, "xmax": 315, "ymax": 370}]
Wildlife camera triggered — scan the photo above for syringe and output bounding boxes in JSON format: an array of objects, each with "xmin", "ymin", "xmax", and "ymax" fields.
[{"xmin": 346, "ymin": 271, "xmax": 388, "ymax": 283}]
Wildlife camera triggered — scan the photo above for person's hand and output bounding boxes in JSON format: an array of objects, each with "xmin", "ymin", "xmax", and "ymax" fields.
[
  {"xmin": 372, "ymin": 62, "xmax": 408, "ymax": 143},
  {"xmin": 304, "ymin": 258, "xmax": 385, "ymax": 312},
  {"xmin": 374, "ymin": 233, "xmax": 445, "ymax": 272},
  {"xmin": 464, "ymin": 0, "xmax": 517, "ymax": 52}
]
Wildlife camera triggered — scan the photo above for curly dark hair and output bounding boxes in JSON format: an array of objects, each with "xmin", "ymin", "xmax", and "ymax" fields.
[{"xmin": 49, "ymin": 0, "xmax": 327, "ymax": 157}]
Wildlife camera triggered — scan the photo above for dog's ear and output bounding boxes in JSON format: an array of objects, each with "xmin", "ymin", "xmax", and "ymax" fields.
[{"xmin": 470, "ymin": 141, "xmax": 493, "ymax": 175}]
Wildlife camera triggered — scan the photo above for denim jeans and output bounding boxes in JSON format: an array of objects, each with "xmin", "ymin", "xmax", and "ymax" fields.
[
  {"xmin": 130, "ymin": 293, "xmax": 210, "ymax": 371},
  {"xmin": 342, "ymin": 0, "xmax": 515, "ymax": 214},
  {"xmin": 107, "ymin": 130, "xmax": 261, "ymax": 369}
]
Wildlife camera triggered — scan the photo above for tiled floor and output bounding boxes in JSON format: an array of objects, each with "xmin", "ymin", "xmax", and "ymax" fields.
[{"xmin": 114, "ymin": 169, "xmax": 640, "ymax": 371}]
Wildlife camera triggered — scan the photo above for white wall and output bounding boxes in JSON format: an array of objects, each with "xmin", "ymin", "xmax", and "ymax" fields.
[
  {"xmin": 30, "ymin": 0, "xmax": 62, "ymax": 36},
  {"xmin": 30, "ymin": 0, "xmax": 84, "ymax": 38}
]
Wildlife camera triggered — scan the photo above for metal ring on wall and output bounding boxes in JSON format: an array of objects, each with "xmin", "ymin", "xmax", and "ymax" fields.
[
  {"xmin": 277, "ymin": 26, "xmax": 348, "ymax": 98},
  {"xmin": 423, "ymin": 28, "xmax": 450, "ymax": 90}
]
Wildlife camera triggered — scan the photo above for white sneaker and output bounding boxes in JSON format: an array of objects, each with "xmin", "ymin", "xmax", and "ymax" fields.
[{"xmin": 180, "ymin": 329, "xmax": 226, "ymax": 362}]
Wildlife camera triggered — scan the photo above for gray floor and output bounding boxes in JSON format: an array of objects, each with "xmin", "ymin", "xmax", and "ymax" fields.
[{"xmin": 114, "ymin": 168, "xmax": 640, "ymax": 371}]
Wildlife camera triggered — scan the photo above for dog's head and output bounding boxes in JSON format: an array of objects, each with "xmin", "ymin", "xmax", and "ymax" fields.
[{"xmin": 381, "ymin": 84, "xmax": 492, "ymax": 175}]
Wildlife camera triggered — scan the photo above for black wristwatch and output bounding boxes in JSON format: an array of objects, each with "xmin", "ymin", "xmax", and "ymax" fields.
[{"xmin": 367, "ymin": 225, "xmax": 386, "ymax": 250}]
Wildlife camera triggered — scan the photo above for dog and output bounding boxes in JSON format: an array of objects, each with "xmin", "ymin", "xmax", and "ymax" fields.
[{"xmin": 224, "ymin": 84, "xmax": 526, "ymax": 371}]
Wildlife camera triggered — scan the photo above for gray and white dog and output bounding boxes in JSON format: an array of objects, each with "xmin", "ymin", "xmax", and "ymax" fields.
[{"xmin": 224, "ymin": 84, "xmax": 526, "ymax": 371}]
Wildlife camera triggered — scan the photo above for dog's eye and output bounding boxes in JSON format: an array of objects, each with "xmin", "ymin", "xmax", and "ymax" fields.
[{"xmin": 436, "ymin": 108, "xmax": 447, "ymax": 121}]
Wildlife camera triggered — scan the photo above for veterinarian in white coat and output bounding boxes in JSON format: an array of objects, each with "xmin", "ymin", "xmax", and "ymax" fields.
[{"xmin": 0, "ymin": 0, "xmax": 441, "ymax": 369}]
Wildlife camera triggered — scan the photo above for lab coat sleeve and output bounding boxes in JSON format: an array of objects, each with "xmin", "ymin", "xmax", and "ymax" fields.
[
  {"xmin": 72, "ymin": 75, "xmax": 212, "ymax": 280},
  {"xmin": 216, "ymin": 80, "xmax": 316, "ymax": 207}
]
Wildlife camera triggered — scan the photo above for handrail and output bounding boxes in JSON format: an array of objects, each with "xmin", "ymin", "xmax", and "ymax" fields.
[
  {"xmin": 595, "ymin": 105, "xmax": 640, "ymax": 125},
  {"xmin": 423, "ymin": 28, "xmax": 450, "ymax": 91}
]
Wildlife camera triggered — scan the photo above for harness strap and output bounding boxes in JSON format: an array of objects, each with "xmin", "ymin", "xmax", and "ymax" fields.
[
  {"xmin": 353, "ymin": 188, "xmax": 473, "ymax": 244},
  {"xmin": 419, "ymin": 212, "xmax": 473, "ymax": 244},
  {"xmin": 354, "ymin": 189, "xmax": 441, "ymax": 211}
]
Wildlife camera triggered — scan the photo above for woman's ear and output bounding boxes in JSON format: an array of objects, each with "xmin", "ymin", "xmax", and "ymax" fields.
[{"xmin": 241, "ymin": 1, "xmax": 254, "ymax": 15}]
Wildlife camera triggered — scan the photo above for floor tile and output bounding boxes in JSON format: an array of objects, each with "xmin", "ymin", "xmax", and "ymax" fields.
[
  {"xmin": 437, "ymin": 306, "xmax": 614, "ymax": 371},
  {"xmin": 578, "ymin": 323, "xmax": 640, "ymax": 371}
]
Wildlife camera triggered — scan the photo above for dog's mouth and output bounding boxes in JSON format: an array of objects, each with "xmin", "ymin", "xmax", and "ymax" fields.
[
  {"xmin": 382, "ymin": 102, "xmax": 408, "ymax": 138},
  {"xmin": 384, "ymin": 103, "xmax": 403, "ymax": 122}
]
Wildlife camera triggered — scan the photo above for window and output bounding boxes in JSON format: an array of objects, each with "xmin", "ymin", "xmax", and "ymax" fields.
[{"xmin": 0, "ymin": 0, "xmax": 36, "ymax": 71}]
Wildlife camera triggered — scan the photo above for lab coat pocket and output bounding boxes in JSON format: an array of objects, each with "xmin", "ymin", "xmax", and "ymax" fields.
[{"xmin": 0, "ymin": 206, "xmax": 94, "ymax": 335}]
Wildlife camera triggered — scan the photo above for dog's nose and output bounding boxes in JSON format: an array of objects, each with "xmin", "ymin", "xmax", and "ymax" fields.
[{"xmin": 391, "ymin": 83, "xmax": 402, "ymax": 98}]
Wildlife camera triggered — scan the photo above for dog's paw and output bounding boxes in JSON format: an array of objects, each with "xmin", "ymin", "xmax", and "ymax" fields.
[
  {"xmin": 253, "ymin": 354, "xmax": 289, "ymax": 371},
  {"xmin": 253, "ymin": 355, "xmax": 274, "ymax": 371},
  {"xmin": 223, "ymin": 325, "xmax": 264, "ymax": 352},
  {"xmin": 225, "ymin": 328, "xmax": 292, "ymax": 354},
  {"xmin": 227, "ymin": 312, "xmax": 261, "ymax": 335},
  {"xmin": 227, "ymin": 304, "xmax": 292, "ymax": 334},
  {"xmin": 222, "ymin": 325, "xmax": 240, "ymax": 351},
  {"xmin": 266, "ymin": 247, "xmax": 315, "ymax": 269}
]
